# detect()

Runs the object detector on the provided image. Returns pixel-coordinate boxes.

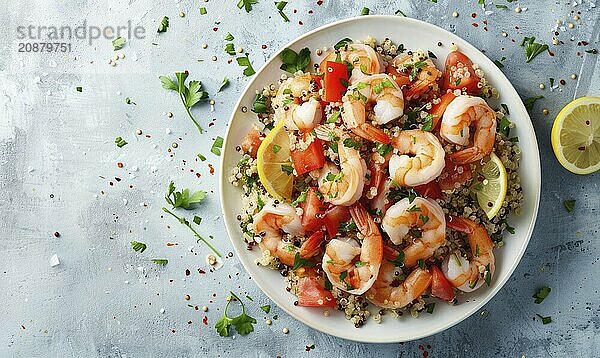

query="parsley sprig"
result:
[279,47,311,74]
[215,291,257,337]
[159,71,209,134]
[165,181,207,210]
[162,207,222,257]
[521,36,549,63]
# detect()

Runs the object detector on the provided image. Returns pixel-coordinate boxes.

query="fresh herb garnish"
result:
[328,141,338,153]
[236,53,256,76]
[165,181,207,210]
[151,258,168,265]
[115,136,128,148]
[563,199,575,213]
[521,36,549,63]
[376,143,393,156]
[360,7,370,15]
[260,305,271,313]
[395,9,406,16]
[523,95,544,111]
[501,103,510,115]
[536,314,552,325]
[389,251,405,267]
[425,302,436,314]
[157,16,169,33]
[159,72,209,133]
[162,207,221,257]
[342,137,361,150]
[225,43,236,55]
[200,7,207,15]
[215,291,257,336]
[334,37,352,50]
[326,110,341,123]
[125,97,136,105]
[585,48,598,54]
[407,205,421,212]
[193,215,202,225]
[484,264,492,286]
[275,1,289,22]
[252,94,268,113]
[237,0,258,13]
[218,77,229,92]
[281,164,294,175]
[131,241,147,253]
[279,47,311,74]
[533,286,551,304]
[355,260,365,267]
[224,32,234,41]
[325,172,344,182]
[495,4,508,8]
[291,191,307,206]
[197,153,207,161]
[498,115,512,137]
[339,271,352,290]
[272,144,281,154]
[112,36,126,50]
[292,252,315,270]
[493,59,505,68]
[419,214,429,224]
[427,50,437,59]
[421,114,434,132]
[338,220,357,233]
[211,136,224,156]
[417,259,425,269]
[76,86,82,92]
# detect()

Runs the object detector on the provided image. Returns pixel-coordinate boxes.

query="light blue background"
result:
[1,0,598,357]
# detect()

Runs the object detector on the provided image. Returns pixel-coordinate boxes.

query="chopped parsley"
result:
[281,164,294,175]
[218,77,229,92]
[484,264,492,286]
[115,136,128,148]
[563,199,575,213]
[215,291,257,336]
[279,47,311,74]
[275,1,289,22]
[272,144,281,153]
[260,305,271,313]
[389,251,405,267]
[417,259,425,269]
[224,32,234,41]
[131,241,147,253]
[372,78,395,94]
[395,9,406,16]
[376,143,393,156]
[425,302,436,314]
[211,136,224,156]
[199,7,207,15]
[334,37,353,50]
[292,252,315,270]
[159,71,209,133]
[193,215,202,225]
[157,16,169,33]
[533,286,551,304]
[495,4,508,9]
[237,0,258,13]
[325,172,344,182]
[523,95,544,111]
[339,271,352,290]
[360,7,370,15]
[338,220,357,233]
[125,97,136,105]
[342,137,361,150]
[252,94,268,113]
[536,314,552,325]
[355,260,365,267]
[521,36,549,63]
[236,54,256,76]
[419,214,429,224]
[151,258,168,265]
[112,36,126,50]
[421,114,434,132]
[165,181,207,210]
[76,86,82,92]
[225,43,236,55]
[498,115,512,137]
[291,190,307,206]
[326,110,341,123]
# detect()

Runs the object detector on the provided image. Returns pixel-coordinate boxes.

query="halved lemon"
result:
[471,152,508,220]
[551,96,600,175]
[256,120,294,201]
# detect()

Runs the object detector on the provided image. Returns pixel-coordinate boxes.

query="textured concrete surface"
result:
[1,0,599,357]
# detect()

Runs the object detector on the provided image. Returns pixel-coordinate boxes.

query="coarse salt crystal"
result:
[50,254,60,267]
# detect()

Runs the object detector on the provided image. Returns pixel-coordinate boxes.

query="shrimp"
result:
[342,74,403,143]
[440,95,497,164]
[322,204,383,295]
[441,216,495,292]
[391,54,442,99]
[320,43,383,83]
[366,246,432,309]
[318,135,367,206]
[365,151,393,215]
[274,73,322,131]
[382,197,446,268]
[253,200,324,266]
[388,129,446,187]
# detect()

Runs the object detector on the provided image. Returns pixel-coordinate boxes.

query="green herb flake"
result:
[225,43,236,56]
[395,9,406,16]
[484,264,492,286]
[237,0,258,13]
[115,136,128,148]
[376,143,393,156]
[215,292,257,337]
[496,4,508,8]
[360,7,370,15]
[193,215,202,225]
[151,258,168,265]
[199,7,207,15]
[563,199,575,213]
[494,59,505,68]
[355,260,365,267]
[291,190,307,207]
[157,16,169,33]
[523,95,544,111]
[292,252,315,270]
[125,97,136,105]
[281,164,294,175]
[536,314,552,325]
[339,271,352,290]
[260,305,271,313]
[419,214,430,224]
[112,36,126,50]
[165,181,207,210]
[159,72,209,133]
[252,94,268,113]
[210,136,224,156]
[521,36,549,63]
[421,114,434,132]
[197,153,207,161]
[76,86,82,92]
[218,77,229,92]
[334,37,352,50]
[275,1,289,22]
[272,144,281,154]
[418,259,425,269]
[533,286,551,304]
[425,302,436,314]
[342,137,361,150]
[131,241,147,253]
[389,252,405,267]
[237,54,256,76]
[326,110,341,123]
[224,32,234,41]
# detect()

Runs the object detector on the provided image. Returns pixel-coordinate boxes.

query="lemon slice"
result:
[471,152,508,220]
[256,120,294,201]
[551,96,600,175]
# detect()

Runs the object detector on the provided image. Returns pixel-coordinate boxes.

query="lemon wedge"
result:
[471,152,508,220]
[551,96,600,175]
[256,120,294,201]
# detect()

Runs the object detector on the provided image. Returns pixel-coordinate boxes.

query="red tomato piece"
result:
[297,276,337,307]
[322,205,351,237]
[300,188,325,233]
[429,92,457,132]
[323,61,349,102]
[442,51,481,95]
[240,127,262,158]
[291,138,325,175]
[414,181,443,200]
[430,265,454,302]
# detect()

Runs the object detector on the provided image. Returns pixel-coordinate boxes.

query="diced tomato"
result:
[442,51,481,95]
[438,157,472,191]
[322,205,351,237]
[296,276,337,307]
[240,127,262,158]
[430,266,454,302]
[323,61,349,102]
[386,65,411,87]
[429,92,456,132]
[300,188,325,233]
[291,137,325,175]
[311,75,323,91]
[414,181,443,200]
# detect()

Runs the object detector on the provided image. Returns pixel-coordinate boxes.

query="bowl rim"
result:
[219,15,541,343]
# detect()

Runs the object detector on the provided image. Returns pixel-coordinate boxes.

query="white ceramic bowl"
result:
[219,15,541,343]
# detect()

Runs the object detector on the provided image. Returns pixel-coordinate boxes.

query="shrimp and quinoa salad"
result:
[229,37,524,327]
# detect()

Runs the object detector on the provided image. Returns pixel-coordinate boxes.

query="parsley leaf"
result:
[342,137,361,150]
[334,37,352,50]
[157,16,169,33]
[498,115,512,137]
[425,302,436,314]
[159,72,209,133]
[112,36,126,50]
[237,0,258,13]
[260,305,271,313]
[533,286,551,304]
[131,241,147,253]
[292,252,315,270]
[536,314,552,325]
[211,136,224,156]
[224,32,234,41]
[281,164,294,175]
[151,258,168,265]
[389,252,405,267]
[225,43,236,55]
[252,94,268,113]
[395,9,406,16]
[360,7,369,15]
[563,199,575,213]
[115,136,128,148]
[279,47,311,74]
[421,114,434,132]
[218,77,229,92]
[339,271,352,290]
[275,1,289,22]
[165,181,207,210]
[523,95,544,111]
[236,54,256,76]
[326,110,341,123]
[199,7,207,15]
[521,36,549,63]
[376,143,393,156]
[216,292,257,336]
[291,191,307,207]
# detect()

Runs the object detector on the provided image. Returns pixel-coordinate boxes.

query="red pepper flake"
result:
[316,0,323,5]
[418,345,424,350]
[53,231,60,238]
[117,162,123,168]
[471,13,476,18]
[208,164,215,175]
[308,10,313,14]
[472,23,479,27]
[208,122,215,127]
[166,242,176,246]
[213,27,218,31]
[188,320,192,325]
[484,26,488,31]
[21,325,26,330]
[195,173,201,178]
[262,44,267,49]
[298,20,303,25]
[198,269,206,274]
[202,316,208,325]
[483,20,488,25]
